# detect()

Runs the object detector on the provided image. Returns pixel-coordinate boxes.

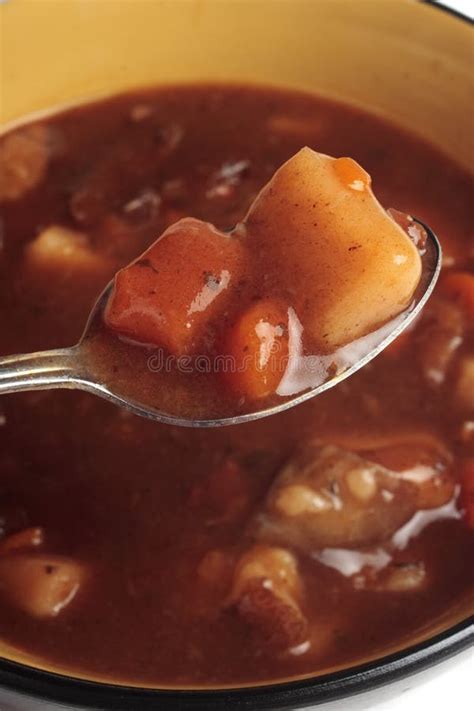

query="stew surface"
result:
[0,84,473,687]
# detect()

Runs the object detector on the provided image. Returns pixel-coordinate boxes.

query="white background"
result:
[440,0,474,18]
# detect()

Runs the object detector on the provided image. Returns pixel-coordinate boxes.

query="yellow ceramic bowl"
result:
[0,1,473,709]
[2,0,473,171]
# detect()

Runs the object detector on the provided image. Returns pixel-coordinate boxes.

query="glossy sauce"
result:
[0,85,473,687]
[94,147,427,420]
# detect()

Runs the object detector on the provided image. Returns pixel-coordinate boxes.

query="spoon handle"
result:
[0,347,83,395]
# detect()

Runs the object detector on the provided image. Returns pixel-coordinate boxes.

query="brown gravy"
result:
[0,84,473,687]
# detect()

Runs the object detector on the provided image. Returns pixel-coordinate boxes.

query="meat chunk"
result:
[245,148,422,351]
[354,561,427,593]
[104,218,246,355]
[0,555,86,618]
[308,429,455,511]
[254,444,418,551]
[358,433,455,510]
[376,562,427,592]
[229,545,308,651]
[0,125,53,201]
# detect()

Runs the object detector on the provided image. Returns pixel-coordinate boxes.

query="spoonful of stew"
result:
[0,148,441,426]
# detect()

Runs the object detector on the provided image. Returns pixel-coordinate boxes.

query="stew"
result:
[0,84,473,687]
[101,147,425,417]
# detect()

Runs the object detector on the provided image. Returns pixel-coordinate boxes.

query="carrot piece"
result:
[333,157,371,192]
[104,218,245,355]
[223,300,289,400]
[440,271,474,322]
[460,458,474,529]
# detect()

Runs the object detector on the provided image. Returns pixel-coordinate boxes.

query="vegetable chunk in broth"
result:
[99,146,425,419]
[0,85,473,687]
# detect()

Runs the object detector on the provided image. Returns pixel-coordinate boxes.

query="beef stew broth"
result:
[0,85,473,686]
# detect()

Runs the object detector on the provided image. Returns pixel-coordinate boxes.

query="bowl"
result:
[0,0,473,708]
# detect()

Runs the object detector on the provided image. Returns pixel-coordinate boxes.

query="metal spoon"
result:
[0,220,441,428]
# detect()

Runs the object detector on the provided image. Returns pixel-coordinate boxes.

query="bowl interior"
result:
[0,0,472,689]
[2,0,473,169]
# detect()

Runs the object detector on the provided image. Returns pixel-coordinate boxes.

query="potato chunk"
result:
[25,225,112,277]
[105,217,245,354]
[254,444,418,551]
[0,554,86,618]
[0,125,52,201]
[245,148,422,351]
[229,545,308,651]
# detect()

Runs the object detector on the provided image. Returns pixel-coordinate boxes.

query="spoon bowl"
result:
[0,219,442,427]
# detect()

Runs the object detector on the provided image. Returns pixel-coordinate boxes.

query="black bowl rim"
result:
[0,617,472,710]
[1,0,473,709]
